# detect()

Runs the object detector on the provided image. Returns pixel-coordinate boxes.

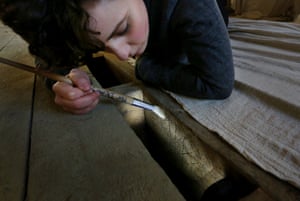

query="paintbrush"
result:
[0,57,166,119]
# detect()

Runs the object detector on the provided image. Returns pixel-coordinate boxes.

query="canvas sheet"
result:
[169,18,300,188]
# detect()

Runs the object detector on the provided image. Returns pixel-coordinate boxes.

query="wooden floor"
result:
[0,23,185,201]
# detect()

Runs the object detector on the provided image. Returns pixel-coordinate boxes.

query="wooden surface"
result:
[25,77,185,201]
[0,23,185,201]
[0,23,34,201]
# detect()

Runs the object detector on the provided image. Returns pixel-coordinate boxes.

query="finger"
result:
[52,81,90,100]
[68,68,91,92]
[54,91,99,111]
[62,96,100,114]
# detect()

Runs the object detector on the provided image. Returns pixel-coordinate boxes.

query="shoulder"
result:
[169,0,227,39]
[171,0,222,23]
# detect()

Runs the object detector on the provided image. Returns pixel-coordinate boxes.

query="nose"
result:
[105,39,131,60]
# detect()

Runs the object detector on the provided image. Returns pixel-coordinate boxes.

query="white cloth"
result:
[169,18,300,188]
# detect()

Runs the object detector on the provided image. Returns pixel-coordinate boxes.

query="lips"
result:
[131,47,141,58]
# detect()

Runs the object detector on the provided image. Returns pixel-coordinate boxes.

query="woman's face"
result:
[83,0,149,60]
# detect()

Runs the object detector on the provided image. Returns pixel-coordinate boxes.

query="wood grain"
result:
[0,23,34,201]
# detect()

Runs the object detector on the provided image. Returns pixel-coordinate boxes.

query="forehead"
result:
[83,0,128,41]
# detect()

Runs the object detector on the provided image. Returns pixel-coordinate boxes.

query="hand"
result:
[52,68,100,114]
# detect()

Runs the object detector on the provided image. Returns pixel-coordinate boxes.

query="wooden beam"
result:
[0,23,34,201]
[26,73,185,201]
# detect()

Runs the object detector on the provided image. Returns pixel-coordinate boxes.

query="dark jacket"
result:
[136,0,234,99]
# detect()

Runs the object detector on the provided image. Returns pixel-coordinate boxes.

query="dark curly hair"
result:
[0,0,104,68]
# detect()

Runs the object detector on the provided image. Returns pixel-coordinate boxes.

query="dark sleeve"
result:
[136,0,234,99]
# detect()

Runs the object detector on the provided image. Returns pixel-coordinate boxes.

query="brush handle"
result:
[0,56,156,111]
[0,57,73,85]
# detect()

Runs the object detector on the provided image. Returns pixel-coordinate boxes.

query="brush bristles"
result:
[152,106,166,119]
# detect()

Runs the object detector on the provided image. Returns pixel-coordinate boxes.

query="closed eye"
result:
[107,11,129,41]
[116,23,130,36]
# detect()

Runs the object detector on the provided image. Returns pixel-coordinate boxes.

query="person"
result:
[0,0,234,114]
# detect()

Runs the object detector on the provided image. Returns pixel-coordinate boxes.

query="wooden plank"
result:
[0,23,16,48]
[26,75,185,201]
[0,23,35,201]
[101,52,138,83]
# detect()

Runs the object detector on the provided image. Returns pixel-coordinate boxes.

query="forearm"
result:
[136,56,234,99]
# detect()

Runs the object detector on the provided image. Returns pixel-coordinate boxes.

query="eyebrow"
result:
[106,13,127,41]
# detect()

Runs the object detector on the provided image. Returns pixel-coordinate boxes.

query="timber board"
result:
[0,23,35,201]
[26,77,185,201]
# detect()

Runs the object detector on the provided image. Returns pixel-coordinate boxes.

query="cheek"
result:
[130,22,148,42]
[131,30,144,42]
